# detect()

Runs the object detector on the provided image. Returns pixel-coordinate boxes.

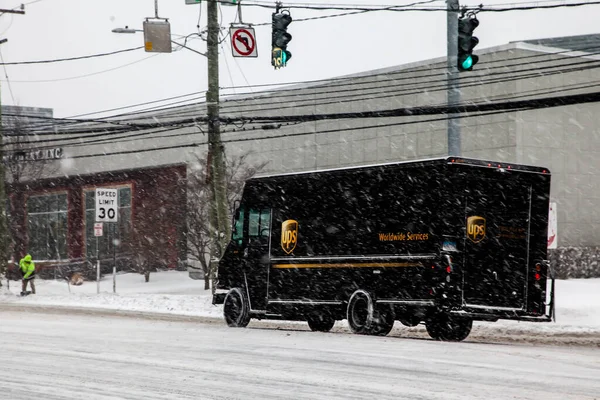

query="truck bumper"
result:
[451,276,556,323]
[212,291,227,305]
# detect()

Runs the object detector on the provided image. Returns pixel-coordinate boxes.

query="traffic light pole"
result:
[446,0,461,156]
[206,0,231,261]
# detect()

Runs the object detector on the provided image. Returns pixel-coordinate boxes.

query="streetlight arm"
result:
[111,27,141,34]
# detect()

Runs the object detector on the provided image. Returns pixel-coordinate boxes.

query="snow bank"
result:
[0,271,221,319]
[1,271,599,336]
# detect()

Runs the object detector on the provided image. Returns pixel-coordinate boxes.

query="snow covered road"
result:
[1,310,599,400]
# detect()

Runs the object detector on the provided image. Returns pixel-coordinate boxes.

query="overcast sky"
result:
[1,0,600,118]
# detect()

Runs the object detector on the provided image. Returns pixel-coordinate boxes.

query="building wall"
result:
[8,164,187,268]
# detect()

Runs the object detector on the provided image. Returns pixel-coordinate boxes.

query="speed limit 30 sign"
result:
[96,188,118,223]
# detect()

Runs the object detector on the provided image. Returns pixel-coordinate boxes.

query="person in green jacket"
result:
[19,254,36,295]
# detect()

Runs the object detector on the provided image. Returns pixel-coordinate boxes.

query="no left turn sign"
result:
[230,27,258,58]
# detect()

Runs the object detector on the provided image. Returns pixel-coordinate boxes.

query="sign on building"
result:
[96,188,118,223]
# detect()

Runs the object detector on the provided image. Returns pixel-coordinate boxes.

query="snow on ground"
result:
[1,271,600,336]
[0,271,222,319]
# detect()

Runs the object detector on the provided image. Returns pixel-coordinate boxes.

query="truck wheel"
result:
[223,288,251,328]
[347,290,374,334]
[306,313,336,332]
[426,315,472,342]
[369,306,395,336]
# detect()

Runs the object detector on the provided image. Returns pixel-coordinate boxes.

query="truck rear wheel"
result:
[223,288,251,328]
[306,313,336,332]
[426,315,472,342]
[347,290,374,335]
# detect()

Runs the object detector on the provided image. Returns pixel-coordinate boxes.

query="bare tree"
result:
[187,152,267,290]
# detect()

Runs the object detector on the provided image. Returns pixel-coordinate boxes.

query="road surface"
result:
[1,309,599,400]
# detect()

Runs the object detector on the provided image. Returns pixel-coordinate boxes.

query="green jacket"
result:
[19,255,35,279]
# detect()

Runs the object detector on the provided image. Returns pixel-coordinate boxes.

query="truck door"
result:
[244,208,272,311]
[463,175,531,310]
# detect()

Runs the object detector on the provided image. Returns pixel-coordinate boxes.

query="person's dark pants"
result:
[22,277,36,294]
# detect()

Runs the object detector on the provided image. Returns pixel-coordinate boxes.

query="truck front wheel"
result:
[426,315,472,342]
[223,288,251,328]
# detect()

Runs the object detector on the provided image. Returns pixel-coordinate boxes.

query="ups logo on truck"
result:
[467,216,486,243]
[281,220,298,254]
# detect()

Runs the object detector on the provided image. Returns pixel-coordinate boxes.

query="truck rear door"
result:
[463,173,532,310]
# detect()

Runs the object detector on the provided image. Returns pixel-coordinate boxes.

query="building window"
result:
[27,193,68,260]
[84,187,132,260]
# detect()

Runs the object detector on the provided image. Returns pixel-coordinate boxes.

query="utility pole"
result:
[0,7,26,286]
[446,0,461,156]
[0,42,7,287]
[206,0,230,263]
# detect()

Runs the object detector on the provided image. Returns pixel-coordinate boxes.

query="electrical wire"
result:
[6,86,600,155]
[6,22,600,126]
[0,47,15,103]
[59,45,599,124]
[13,71,600,147]
[217,44,600,93]
[66,91,207,119]
[216,47,600,105]
[8,43,600,133]
[0,46,144,66]
[0,13,13,36]
[156,58,600,118]
[224,0,600,12]
[1,53,160,83]
[15,109,509,159]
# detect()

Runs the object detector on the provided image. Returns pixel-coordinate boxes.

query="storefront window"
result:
[26,193,68,260]
[85,187,132,260]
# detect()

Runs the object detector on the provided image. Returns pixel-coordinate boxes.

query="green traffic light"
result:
[461,55,473,70]
[282,51,287,65]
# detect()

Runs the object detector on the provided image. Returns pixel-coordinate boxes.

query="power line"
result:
[7,88,600,157]
[161,59,600,118]
[23,109,511,160]
[218,48,600,105]
[8,43,600,133]
[217,43,600,92]
[0,53,159,83]
[9,57,598,136]
[0,46,143,66]
[11,73,600,150]
[8,58,598,136]
[0,47,15,103]
[234,0,600,12]
[7,29,599,126]
[70,47,600,123]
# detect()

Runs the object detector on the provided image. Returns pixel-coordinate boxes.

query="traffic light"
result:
[457,15,479,71]
[272,11,292,69]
